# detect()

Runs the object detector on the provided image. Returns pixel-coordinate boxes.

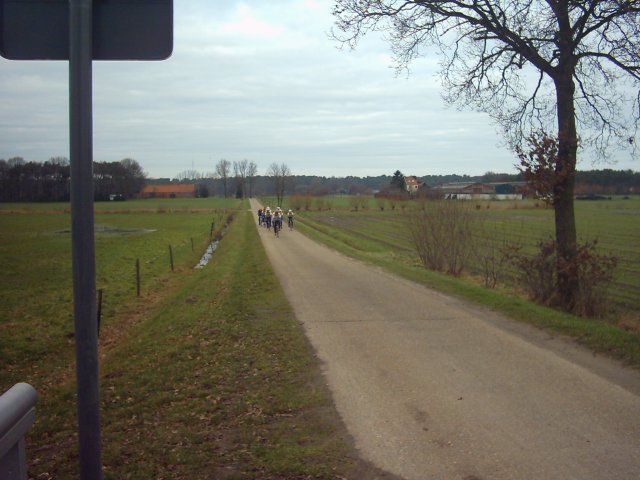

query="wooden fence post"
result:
[136,259,140,297]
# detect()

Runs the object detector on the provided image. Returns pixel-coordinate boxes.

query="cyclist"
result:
[273,209,282,236]
[257,208,263,226]
[287,209,294,230]
[264,207,272,229]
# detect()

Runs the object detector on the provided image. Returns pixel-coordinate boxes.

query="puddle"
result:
[195,226,228,269]
[194,241,219,269]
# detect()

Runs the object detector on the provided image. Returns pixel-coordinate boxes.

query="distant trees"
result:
[0,157,145,202]
[267,162,291,206]
[232,159,259,199]
[232,160,249,199]
[246,161,258,198]
[389,170,405,192]
[174,169,204,181]
[0,157,70,202]
[215,159,231,198]
[93,158,146,200]
[575,169,640,195]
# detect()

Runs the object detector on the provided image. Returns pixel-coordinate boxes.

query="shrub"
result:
[505,238,618,317]
[475,225,508,289]
[290,195,304,211]
[406,201,475,276]
[504,239,557,303]
[303,195,313,211]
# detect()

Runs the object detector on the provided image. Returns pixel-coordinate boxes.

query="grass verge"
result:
[27,208,388,479]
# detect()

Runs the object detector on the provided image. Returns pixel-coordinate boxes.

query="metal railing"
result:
[0,383,38,480]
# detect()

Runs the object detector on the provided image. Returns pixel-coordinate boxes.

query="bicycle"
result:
[273,219,281,237]
[288,216,294,230]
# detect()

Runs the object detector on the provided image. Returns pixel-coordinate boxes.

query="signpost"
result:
[1,1,173,478]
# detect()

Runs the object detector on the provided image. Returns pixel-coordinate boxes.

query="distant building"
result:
[431,182,525,200]
[404,176,425,194]
[139,183,196,199]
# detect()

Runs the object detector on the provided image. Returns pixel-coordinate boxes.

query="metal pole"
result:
[69,1,103,478]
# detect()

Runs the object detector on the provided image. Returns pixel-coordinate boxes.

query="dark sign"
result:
[0,0,173,60]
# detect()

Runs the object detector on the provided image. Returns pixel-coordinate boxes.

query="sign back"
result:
[0,0,173,60]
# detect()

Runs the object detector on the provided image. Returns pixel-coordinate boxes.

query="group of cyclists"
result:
[258,206,294,237]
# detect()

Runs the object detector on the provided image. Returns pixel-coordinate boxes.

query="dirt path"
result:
[250,201,640,480]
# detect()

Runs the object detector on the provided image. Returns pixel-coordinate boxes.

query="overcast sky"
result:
[1,0,637,179]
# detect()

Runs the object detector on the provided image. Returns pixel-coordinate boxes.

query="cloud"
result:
[220,4,285,38]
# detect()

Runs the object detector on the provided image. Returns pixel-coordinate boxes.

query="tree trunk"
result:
[553,72,579,311]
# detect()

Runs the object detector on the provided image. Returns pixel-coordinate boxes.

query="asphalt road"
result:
[251,201,640,480]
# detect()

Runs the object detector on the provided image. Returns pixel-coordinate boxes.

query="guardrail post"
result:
[0,383,38,480]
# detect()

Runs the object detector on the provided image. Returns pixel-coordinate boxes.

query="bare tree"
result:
[48,156,70,167]
[215,158,231,198]
[267,162,291,206]
[333,1,640,311]
[247,161,258,198]
[174,169,202,181]
[232,159,249,198]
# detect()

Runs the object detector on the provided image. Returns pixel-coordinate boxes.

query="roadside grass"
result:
[294,201,640,367]
[26,207,368,479]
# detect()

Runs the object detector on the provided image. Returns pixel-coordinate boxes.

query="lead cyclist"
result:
[273,213,282,237]
[287,209,294,230]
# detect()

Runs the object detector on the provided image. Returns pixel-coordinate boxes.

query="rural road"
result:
[250,201,640,480]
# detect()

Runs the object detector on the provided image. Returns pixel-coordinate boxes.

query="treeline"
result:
[175,169,637,198]
[0,157,145,202]
[572,169,640,195]
[3,156,638,202]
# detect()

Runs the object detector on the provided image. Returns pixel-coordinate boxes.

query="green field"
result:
[277,195,640,318]
[257,195,640,365]
[1,198,386,479]
[1,198,234,387]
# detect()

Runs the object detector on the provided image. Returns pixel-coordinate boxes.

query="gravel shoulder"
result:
[251,200,640,480]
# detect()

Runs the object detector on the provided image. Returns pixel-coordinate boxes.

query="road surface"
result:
[251,201,640,480]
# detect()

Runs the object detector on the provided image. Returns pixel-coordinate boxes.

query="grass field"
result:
[270,195,640,315]
[1,198,384,479]
[1,198,234,389]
